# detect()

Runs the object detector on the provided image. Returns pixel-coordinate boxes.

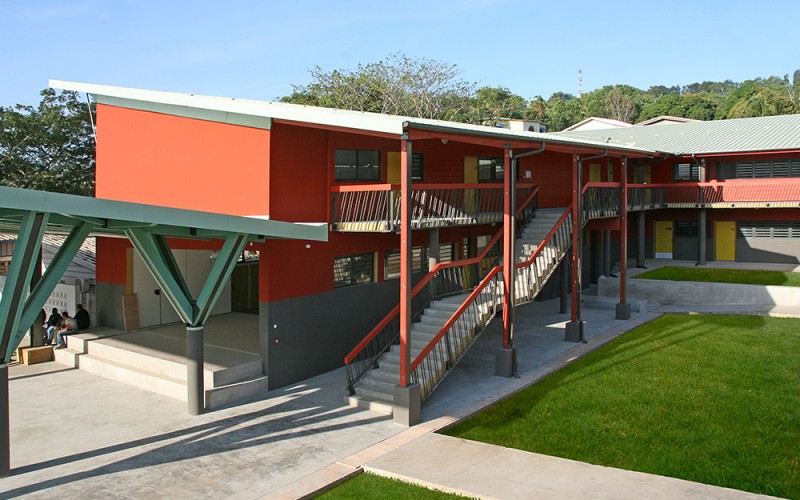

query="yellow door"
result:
[715,221,737,261]
[655,221,673,258]
[642,165,652,204]
[387,152,401,184]
[464,156,478,213]
[589,163,601,182]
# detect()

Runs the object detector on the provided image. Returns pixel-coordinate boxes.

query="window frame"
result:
[334,149,382,182]
[333,252,375,287]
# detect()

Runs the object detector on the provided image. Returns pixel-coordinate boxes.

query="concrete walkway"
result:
[4,287,792,498]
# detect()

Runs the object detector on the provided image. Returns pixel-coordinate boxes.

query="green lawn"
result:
[317,472,470,499]
[635,266,800,287]
[443,314,800,498]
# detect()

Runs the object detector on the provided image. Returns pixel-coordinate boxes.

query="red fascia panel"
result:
[96,104,270,216]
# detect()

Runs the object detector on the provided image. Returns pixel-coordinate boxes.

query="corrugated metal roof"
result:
[556,114,800,155]
[50,80,657,156]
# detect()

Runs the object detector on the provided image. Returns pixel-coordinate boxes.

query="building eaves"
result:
[51,80,658,157]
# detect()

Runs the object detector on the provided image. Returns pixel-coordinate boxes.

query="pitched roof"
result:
[562,116,632,132]
[636,115,701,126]
[50,80,657,156]
[557,114,800,155]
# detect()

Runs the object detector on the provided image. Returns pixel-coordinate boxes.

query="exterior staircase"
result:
[347,207,571,414]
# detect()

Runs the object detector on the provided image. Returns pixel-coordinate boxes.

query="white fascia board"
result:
[50,80,404,136]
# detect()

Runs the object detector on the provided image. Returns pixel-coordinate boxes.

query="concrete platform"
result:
[52,312,267,409]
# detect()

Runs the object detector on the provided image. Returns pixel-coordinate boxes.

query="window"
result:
[384,247,427,279]
[674,220,712,238]
[717,159,800,179]
[412,153,424,181]
[335,149,381,182]
[738,221,800,239]
[478,157,504,182]
[672,163,699,181]
[334,253,374,287]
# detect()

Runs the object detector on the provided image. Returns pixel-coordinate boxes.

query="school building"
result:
[43,81,800,422]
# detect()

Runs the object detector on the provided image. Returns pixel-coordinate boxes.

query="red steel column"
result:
[502,147,513,349]
[620,157,628,306]
[571,154,580,323]
[399,137,412,386]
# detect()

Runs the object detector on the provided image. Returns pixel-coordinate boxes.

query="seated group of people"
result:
[43,304,90,349]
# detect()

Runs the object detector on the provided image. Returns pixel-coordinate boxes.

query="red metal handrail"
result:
[515,206,572,269]
[409,266,502,372]
[411,203,573,377]
[343,185,539,364]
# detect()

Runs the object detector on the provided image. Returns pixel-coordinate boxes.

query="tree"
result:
[282,52,476,121]
[469,86,528,125]
[604,89,637,122]
[0,89,95,196]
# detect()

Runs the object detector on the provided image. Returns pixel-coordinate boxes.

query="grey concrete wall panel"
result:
[598,277,800,307]
[736,239,800,264]
[262,275,426,390]
[96,282,126,330]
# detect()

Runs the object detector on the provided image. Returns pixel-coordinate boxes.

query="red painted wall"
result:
[96,104,270,216]
[96,237,129,286]
[520,151,573,208]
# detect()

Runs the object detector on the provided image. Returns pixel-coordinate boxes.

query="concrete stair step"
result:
[345,395,394,415]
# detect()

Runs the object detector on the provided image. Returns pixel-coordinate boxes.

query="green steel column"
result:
[0,365,7,477]
[187,326,204,415]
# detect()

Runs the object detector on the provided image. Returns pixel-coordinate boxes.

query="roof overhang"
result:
[51,79,660,158]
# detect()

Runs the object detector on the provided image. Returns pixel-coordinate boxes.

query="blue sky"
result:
[2,0,799,107]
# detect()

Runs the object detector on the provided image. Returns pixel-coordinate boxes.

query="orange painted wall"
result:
[96,104,270,216]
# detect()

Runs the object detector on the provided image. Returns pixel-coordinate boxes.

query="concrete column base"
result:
[495,347,517,378]
[565,321,584,343]
[616,303,632,320]
[393,384,421,427]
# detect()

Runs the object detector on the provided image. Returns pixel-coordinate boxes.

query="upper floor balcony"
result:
[331,183,538,232]
[581,178,800,225]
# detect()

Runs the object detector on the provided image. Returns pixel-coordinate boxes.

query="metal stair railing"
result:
[409,205,573,402]
[331,183,537,232]
[344,186,539,395]
[514,207,573,303]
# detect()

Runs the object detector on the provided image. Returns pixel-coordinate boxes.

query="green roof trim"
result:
[0,186,327,242]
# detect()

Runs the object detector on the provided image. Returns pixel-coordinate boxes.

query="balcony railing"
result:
[331,183,538,232]
[627,179,800,211]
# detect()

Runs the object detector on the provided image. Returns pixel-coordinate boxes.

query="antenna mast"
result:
[577,69,583,98]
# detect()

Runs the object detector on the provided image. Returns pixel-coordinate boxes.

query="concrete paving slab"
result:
[3,362,402,499]
[364,434,773,500]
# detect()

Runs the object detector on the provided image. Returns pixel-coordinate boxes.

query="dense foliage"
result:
[0,89,95,196]
[283,55,800,131]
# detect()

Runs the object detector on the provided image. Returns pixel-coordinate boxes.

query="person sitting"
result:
[42,307,61,345]
[74,304,90,330]
[53,311,78,349]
